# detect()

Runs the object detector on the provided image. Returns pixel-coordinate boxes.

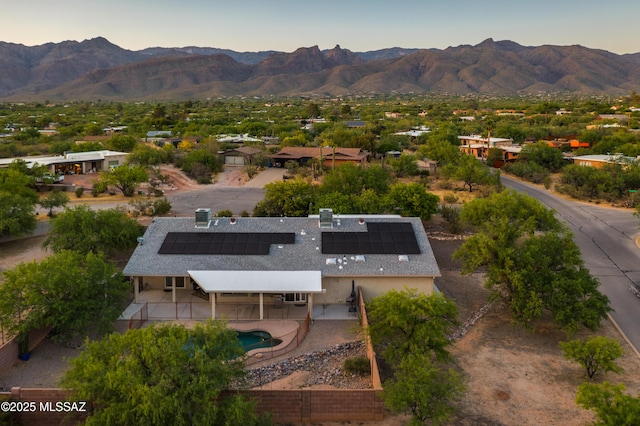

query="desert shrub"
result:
[217,209,233,217]
[442,193,458,204]
[152,197,172,215]
[503,161,550,184]
[75,187,84,198]
[344,356,371,376]
[440,204,462,234]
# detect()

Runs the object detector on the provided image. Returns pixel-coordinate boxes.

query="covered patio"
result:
[131,270,324,320]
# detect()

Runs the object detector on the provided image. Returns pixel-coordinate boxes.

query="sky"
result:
[2,0,640,54]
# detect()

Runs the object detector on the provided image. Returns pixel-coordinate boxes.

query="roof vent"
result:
[398,255,409,262]
[326,258,337,265]
[195,208,211,228]
[230,217,237,225]
[359,218,365,225]
[355,255,366,262]
[319,208,333,228]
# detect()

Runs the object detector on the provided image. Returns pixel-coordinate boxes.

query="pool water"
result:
[237,330,282,351]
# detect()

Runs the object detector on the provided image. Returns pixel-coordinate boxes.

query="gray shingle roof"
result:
[123,216,440,279]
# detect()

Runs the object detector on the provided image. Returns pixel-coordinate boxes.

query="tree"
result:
[44,205,143,256]
[367,289,459,365]
[253,179,315,217]
[0,251,129,343]
[517,142,565,172]
[388,154,419,177]
[0,191,37,237]
[39,190,69,217]
[320,163,391,196]
[382,352,465,426]
[61,321,268,426]
[0,168,38,237]
[105,134,137,152]
[384,182,440,220]
[448,154,496,192]
[561,336,624,379]
[576,382,640,426]
[98,165,148,196]
[417,139,460,166]
[454,190,611,333]
[128,144,168,166]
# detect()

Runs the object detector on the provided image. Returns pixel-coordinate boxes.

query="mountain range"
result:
[1,37,639,101]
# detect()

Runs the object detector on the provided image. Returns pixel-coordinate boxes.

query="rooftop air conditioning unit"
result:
[195,208,211,228]
[319,208,333,228]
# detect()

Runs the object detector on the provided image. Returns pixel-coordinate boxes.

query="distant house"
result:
[572,154,637,168]
[270,147,368,168]
[458,135,514,160]
[145,130,173,144]
[0,150,128,174]
[222,146,262,166]
[393,126,431,138]
[345,120,366,128]
[216,134,263,144]
[75,135,110,145]
[458,135,513,147]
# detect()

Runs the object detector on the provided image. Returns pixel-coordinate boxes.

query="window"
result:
[164,277,186,289]
[284,293,307,303]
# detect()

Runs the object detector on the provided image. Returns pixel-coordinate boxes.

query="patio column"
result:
[211,292,216,319]
[171,277,176,303]
[259,293,264,320]
[308,293,313,320]
[134,277,140,303]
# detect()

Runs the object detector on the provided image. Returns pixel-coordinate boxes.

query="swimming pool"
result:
[237,330,282,352]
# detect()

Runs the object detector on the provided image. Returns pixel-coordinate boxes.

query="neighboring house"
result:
[345,120,366,128]
[222,146,262,166]
[458,135,514,160]
[145,130,173,144]
[122,210,440,320]
[75,135,110,145]
[572,154,638,168]
[270,147,368,168]
[545,139,590,150]
[393,126,431,138]
[459,143,486,159]
[216,134,263,144]
[458,135,513,147]
[0,150,128,174]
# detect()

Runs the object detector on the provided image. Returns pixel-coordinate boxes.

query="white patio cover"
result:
[187,270,322,293]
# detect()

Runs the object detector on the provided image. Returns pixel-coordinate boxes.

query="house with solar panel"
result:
[122,209,440,320]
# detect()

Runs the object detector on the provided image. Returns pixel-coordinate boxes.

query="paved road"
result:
[167,168,286,216]
[502,175,640,350]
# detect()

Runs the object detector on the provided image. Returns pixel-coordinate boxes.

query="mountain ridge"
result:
[1,37,639,100]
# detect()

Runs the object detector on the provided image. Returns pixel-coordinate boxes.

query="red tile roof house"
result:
[270,147,368,168]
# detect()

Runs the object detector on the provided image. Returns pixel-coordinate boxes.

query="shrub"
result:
[217,209,233,217]
[440,204,462,234]
[75,187,84,198]
[152,197,172,215]
[344,356,371,376]
[442,193,459,204]
[560,336,624,379]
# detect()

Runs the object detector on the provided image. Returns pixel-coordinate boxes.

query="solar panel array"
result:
[322,222,421,254]
[158,232,295,255]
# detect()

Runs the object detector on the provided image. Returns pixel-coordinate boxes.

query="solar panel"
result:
[321,222,421,255]
[158,232,296,255]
